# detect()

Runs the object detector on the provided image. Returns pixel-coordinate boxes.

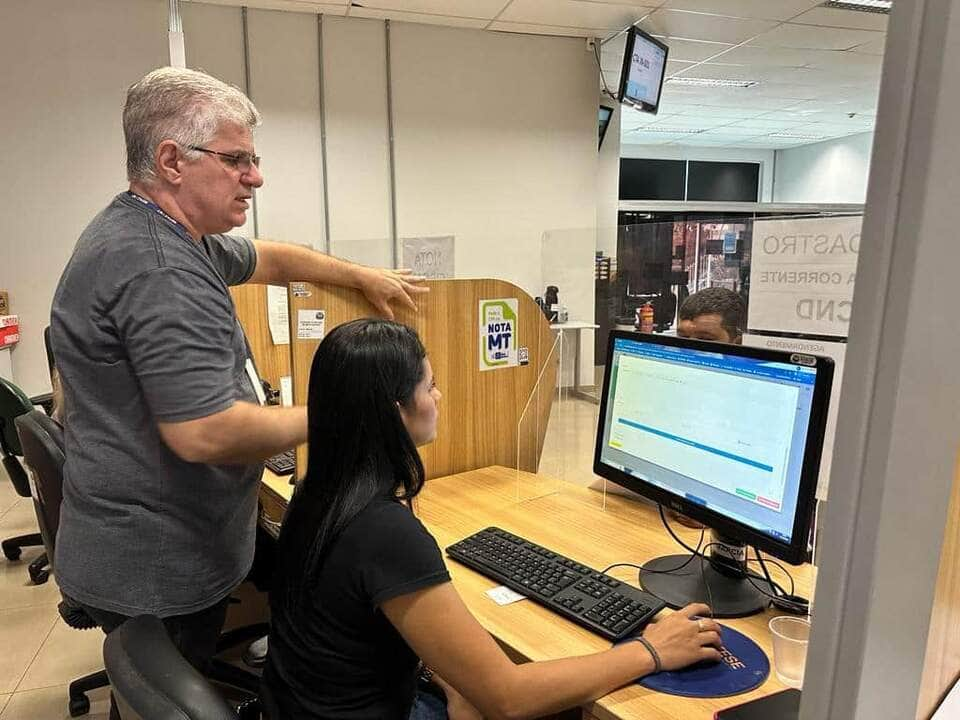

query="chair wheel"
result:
[29,567,49,584]
[69,695,90,717]
[2,543,21,561]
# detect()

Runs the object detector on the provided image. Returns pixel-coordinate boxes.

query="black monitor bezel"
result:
[599,105,614,149]
[593,330,834,565]
[617,26,670,114]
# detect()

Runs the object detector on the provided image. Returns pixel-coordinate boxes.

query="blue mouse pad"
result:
[635,624,769,698]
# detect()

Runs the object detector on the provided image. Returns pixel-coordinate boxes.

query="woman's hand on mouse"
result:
[641,603,723,671]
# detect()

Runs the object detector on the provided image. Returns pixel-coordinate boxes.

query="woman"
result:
[264,319,722,720]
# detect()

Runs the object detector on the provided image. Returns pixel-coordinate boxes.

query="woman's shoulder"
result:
[349,497,427,537]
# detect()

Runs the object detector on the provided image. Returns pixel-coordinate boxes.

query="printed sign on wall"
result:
[402,236,455,279]
[297,309,326,340]
[479,299,518,371]
[748,216,861,336]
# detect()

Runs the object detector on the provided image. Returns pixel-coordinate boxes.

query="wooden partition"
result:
[917,453,960,718]
[230,284,291,391]
[287,279,558,480]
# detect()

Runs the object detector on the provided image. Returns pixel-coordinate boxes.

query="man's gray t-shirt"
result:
[51,192,262,617]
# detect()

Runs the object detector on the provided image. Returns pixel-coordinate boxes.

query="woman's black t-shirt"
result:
[263,499,451,719]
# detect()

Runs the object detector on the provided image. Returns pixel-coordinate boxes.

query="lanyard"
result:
[126,191,195,243]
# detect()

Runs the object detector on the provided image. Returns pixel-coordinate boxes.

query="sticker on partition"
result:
[479,299,518,371]
[297,309,326,340]
[291,282,312,298]
[518,347,530,366]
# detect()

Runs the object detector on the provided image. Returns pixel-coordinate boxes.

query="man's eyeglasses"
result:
[188,146,261,173]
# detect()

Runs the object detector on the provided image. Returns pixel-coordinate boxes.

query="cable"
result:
[659,505,797,597]
[754,548,795,597]
[592,37,618,101]
[658,506,703,556]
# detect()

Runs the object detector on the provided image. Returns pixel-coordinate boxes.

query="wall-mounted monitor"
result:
[599,105,614,149]
[617,26,669,115]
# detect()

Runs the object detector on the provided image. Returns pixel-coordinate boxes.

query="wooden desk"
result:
[260,466,810,720]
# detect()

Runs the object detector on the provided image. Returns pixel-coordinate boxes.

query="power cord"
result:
[602,506,808,615]
[592,37,618,101]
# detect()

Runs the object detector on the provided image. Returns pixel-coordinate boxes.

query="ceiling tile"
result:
[701,125,770,137]
[654,37,735,62]
[647,114,720,129]
[673,104,779,119]
[500,1,655,30]
[353,0,506,18]
[791,5,889,32]
[711,44,824,65]
[661,0,820,21]
[643,9,778,44]
[665,59,697,74]
[749,23,884,50]
[487,20,607,37]
[800,50,883,73]
[726,117,809,130]
[621,130,693,145]
[349,7,488,27]
[850,36,887,55]
[195,0,348,13]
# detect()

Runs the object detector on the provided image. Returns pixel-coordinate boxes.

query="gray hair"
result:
[123,67,261,183]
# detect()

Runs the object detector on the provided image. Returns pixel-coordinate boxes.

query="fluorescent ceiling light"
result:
[629,126,705,134]
[821,0,892,14]
[768,132,828,140]
[666,77,759,88]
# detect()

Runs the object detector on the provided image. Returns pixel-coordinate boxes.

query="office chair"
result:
[16,410,266,715]
[104,615,260,720]
[0,376,50,583]
[16,410,110,716]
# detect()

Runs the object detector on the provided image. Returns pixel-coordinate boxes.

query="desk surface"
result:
[260,466,810,720]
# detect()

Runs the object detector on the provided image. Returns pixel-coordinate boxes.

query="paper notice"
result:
[486,586,527,606]
[267,285,290,345]
[297,309,326,340]
[279,376,293,407]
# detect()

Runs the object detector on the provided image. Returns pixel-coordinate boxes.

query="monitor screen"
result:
[617,27,669,114]
[599,105,614,149]
[594,332,833,564]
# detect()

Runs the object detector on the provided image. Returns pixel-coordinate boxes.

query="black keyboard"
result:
[447,526,665,641]
[265,449,295,475]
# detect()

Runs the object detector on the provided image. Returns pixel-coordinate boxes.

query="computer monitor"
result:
[594,331,833,616]
[617,26,669,114]
[598,105,614,149]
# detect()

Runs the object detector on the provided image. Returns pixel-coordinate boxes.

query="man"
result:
[49,67,424,703]
[676,286,745,344]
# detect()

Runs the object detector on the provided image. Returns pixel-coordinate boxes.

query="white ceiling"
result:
[186,0,887,149]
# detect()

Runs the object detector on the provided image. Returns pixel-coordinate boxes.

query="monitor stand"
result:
[639,531,778,618]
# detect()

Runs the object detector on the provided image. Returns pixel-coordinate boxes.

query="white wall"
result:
[597,97,622,260]
[773,131,874,204]
[1,2,600,393]
[620,144,776,202]
[389,22,598,385]
[0,0,168,396]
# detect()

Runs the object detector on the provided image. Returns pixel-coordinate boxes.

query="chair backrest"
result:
[104,615,238,720]
[0,376,33,457]
[14,410,65,557]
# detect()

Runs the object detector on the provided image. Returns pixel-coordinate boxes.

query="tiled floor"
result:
[0,392,605,719]
[0,470,102,720]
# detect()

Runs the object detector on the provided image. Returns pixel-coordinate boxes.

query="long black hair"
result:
[275,319,427,606]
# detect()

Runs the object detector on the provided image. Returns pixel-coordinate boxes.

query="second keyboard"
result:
[447,526,665,641]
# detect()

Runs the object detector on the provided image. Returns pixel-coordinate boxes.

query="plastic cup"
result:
[769,616,810,688]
